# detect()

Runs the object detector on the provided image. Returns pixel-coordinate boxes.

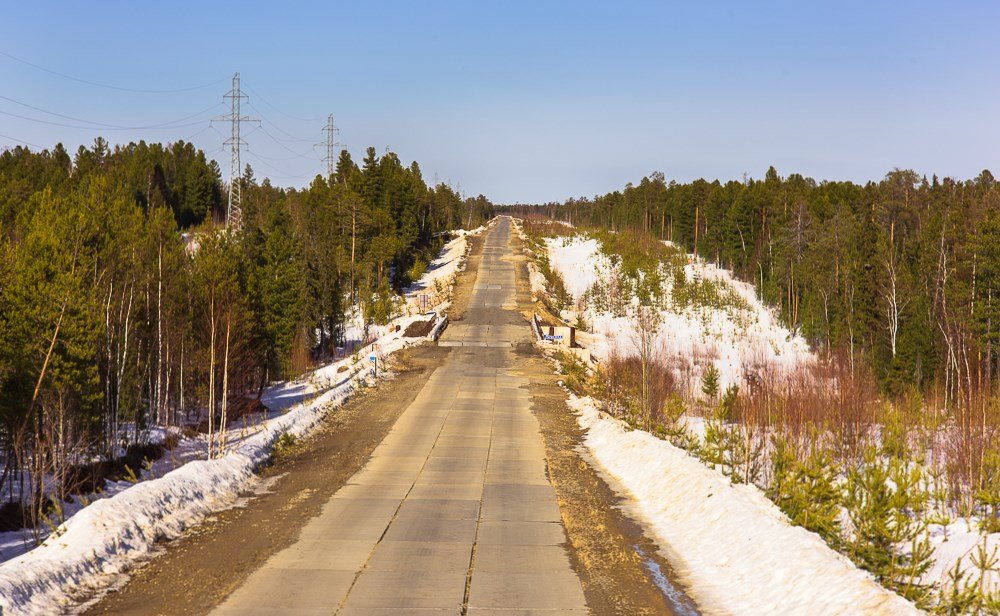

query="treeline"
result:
[511,167,1000,401]
[0,138,492,522]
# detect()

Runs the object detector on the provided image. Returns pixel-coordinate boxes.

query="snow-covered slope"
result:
[547,235,812,393]
[529,229,921,614]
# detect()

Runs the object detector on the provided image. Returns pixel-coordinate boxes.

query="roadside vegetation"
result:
[522,200,1000,613]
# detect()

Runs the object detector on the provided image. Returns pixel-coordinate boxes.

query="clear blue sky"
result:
[2,1,998,203]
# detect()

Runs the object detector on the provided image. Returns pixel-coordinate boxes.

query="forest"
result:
[514,167,1000,405]
[0,137,493,527]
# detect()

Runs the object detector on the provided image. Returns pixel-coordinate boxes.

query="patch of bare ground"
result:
[402,317,434,337]
[447,230,485,321]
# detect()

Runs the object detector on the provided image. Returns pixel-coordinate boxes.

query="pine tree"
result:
[701,364,720,400]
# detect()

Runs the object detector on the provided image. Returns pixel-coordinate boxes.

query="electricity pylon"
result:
[215,72,257,229]
[320,114,341,179]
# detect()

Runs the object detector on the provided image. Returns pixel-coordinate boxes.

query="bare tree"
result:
[632,305,663,430]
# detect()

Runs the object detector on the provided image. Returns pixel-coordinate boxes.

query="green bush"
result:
[273,432,298,459]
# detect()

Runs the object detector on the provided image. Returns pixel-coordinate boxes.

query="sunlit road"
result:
[214,218,589,614]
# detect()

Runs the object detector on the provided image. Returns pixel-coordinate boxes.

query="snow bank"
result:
[572,395,919,615]
[402,225,483,312]
[0,351,375,615]
[0,225,486,615]
[546,235,812,394]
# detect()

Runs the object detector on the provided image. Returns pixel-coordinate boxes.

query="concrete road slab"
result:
[429,445,490,458]
[268,539,373,571]
[350,470,420,485]
[466,610,589,616]
[476,521,568,546]
[485,470,550,486]
[332,482,411,500]
[382,516,478,543]
[340,609,460,616]
[367,540,472,572]
[342,570,467,610]
[313,497,400,520]
[423,457,486,472]
[395,498,481,520]
[408,483,484,500]
[220,568,355,610]
[468,572,588,610]
[417,470,486,485]
[472,544,576,573]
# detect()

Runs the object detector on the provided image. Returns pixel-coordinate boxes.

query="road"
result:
[89,217,692,616]
[214,218,588,614]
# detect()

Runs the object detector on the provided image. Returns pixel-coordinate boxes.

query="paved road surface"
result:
[214,218,589,615]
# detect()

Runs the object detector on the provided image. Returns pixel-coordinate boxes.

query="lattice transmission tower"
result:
[321,114,341,179]
[215,72,257,229]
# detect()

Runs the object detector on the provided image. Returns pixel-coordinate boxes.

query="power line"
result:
[245,148,315,181]
[256,124,320,160]
[248,148,317,162]
[180,124,214,143]
[241,82,321,123]
[0,108,214,131]
[0,98,223,131]
[246,103,318,143]
[0,133,43,149]
[0,49,228,94]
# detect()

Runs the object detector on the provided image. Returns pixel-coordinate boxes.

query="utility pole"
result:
[215,73,257,229]
[320,114,341,179]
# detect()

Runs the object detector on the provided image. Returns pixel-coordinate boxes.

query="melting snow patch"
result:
[572,394,920,616]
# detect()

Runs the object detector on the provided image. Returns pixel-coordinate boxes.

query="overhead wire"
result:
[0,109,214,131]
[241,81,321,123]
[247,147,320,162]
[256,124,321,161]
[0,49,228,94]
[245,148,316,181]
[0,133,44,149]
[180,124,214,142]
[0,98,224,131]
[247,103,319,143]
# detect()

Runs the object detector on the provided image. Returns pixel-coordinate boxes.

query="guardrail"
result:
[530,313,544,342]
[428,312,449,341]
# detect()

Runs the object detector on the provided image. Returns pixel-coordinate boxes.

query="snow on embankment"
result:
[0,354,374,615]
[535,231,917,613]
[0,226,483,616]
[546,235,812,392]
[573,395,919,615]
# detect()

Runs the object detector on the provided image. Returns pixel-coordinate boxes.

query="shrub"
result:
[273,432,298,459]
[768,436,842,548]
[701,364,720,400]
